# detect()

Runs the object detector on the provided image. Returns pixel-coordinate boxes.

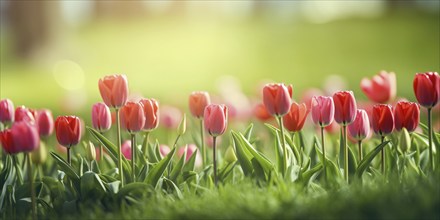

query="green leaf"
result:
[183,148,198,172]
[348,146,357,175]
[80,171,107,200]
[145,147,176,187]
[118,182,153,200]
[231,131,253,176]
[163,178,183,199]
[300,163,323,185]
[50,152,79,182]
[170,146,187,182]
[355,141,390,178]
[244,123,254,140]
[218,162,236,181]
[265,123,285,174]
[285,133,301,165]
[148,141,160,163]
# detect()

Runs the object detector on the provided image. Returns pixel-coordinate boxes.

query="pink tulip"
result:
[0,99,14,123]
[361,71,396,103]
[189,91,211,119]
[98,74,129,108]
[311,96,335,127]
[394,101,420,132]
[0,121,40,154]
[372,104,394,136]
[333,91,357,125]
[413,72,439,108]
[204,104,228,137]
[283,102,308,132]
[36,109,54,137]
[348,109,370,141]
[160,106,181,130]
[139,98,159,131]
[120,102,145,133]
[15,106,36,124]
[55,116,81,147]
[159,144,171,158]
[121,140,132,160]
[263,83,293,116]
[92,103,112,132]
[177,144,202,167]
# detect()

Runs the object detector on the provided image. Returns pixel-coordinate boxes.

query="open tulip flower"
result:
[98,74,129,108]
[283,102,308,133]
[361,70,396,103]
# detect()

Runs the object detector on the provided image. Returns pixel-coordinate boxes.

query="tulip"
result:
[92,103,112,132]
[394,101,420,132]
[36,109,54,137]
[0,130,18,154]
[333,91,357,125]
[55,116,81,165]
[283,102,308,133]
[262,83,293,116]
[372,104,394,173]
[140,98,159,131]
[15,106,36,124]
[253,103,273,121]
[360,71,396,103]
[159,144,171,158]
[120,102,145,133]
[204,104,228,186]
[0,98,14,124]
[189,91,211,118]
[11,121,40,153]
[311,96,335,127]
[413,72,439,171]
[348,109,370,161]
[98,74,129,108]
[160,105,182,130]
[121,140,132,160]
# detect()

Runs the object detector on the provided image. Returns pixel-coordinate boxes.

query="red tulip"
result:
[361,71,396,103]
[253,103,273,121]
[98,74,129,108]
[333,91,357,125]
[15,106,36,124]
[92,102,112,132]
[0,99,14,123]
[348,109,370,141]
[121,140,132,160]
[0,121,40,154]
[413,72,439,108]
[189,91,211,119]
[311,96,335,127]
[283,102,308,132]
[394,101,420,132]
[372,104,394,136]
[0,129,16,154]
[36,109,54,137]
[139,98,159,131]
[120,102,145,133]
[204,104,228,137]
[55,116,81,147]
[263,83,293,116]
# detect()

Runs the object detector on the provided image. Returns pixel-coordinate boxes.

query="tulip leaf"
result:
[285,133,301,165]
[170,147,187,182]
[50,152,80,182]
[244,123,254,141]
[218,162,236,181]
[0,155,15,210]
[80,171,107,200]
[348,146,357,175]
[117,182,154,200]
[145,147,176,187]
[148,141,160,163]
[163,177,184,199]
[183,149,198,172]
[355,141,390,178]
[300,162,323,186]
[231,131,253,176]
[265,123,285,175]
[314,144,342,180]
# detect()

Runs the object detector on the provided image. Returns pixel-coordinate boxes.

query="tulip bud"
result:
[31,141,47,164]
[140,98,159,131]
[311,96,335,127]
[121,140,132,160]
[283,102,308,132]
[360,71,396,103]
[224,146,237,163]
[98,74,129,108]
[263,83,293,116]
[394,101,420,132]
[372,104,394,136]
[55,116,81,147]
[92,102,112,132]
[413,72,439,108]
[348,109,370,141]
[177,113,186,135]
[120,102,145,133]
[36,109,54,137]
[189,91,211,119]
[0,99,14,123]
[85,141,97,161]
[204,104,228,137]
[333,91,357,125]
[9,121,40,153]
[399,128,411,153]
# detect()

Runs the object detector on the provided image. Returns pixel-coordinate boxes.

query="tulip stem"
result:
[115,108,124,186]
[27,153,36,220]
[277,116,288,177]
[142,131,150,159]
[200,119,206,167]
[381,135,385,174]
[321,126,326,183]
[67,147,71,165]
[173,134,181,149]
[99,132,104,162]
[12,155,24,185]
[131,133,136,182]
[427,108,434,172]
[343,125,348,183]
[358,140,363,163]
[213,136,218,187]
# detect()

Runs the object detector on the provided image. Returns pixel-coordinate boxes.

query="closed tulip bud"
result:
[311,96,335,127]
[0,99,14,123]
[140,98,159,131]
[55,116,81,147]
[348,109,370,141]
[204,104,228,137]
[36,109,54,137]
[372,104,394,136]
[98,74,129,108]
[394,101,420,132]
[189,91,211,118]
[361,71,396,103]
[0,130,17,154]
[12,121,40,153]
[86,141,96,161]
[399,128,411,153]
[15,106,36,124]
[121,140,132,160]
[413,72,439,108]
[263,83,293,116]
[283,102,308,132]
[92,103,112,132]
[177,113,186,135]
[333,91,357,125]
[253,103,273,121]
[31,141,47,164]
[120,102,145,133]
[224,146,237,163]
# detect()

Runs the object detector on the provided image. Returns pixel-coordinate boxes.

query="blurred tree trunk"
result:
[7,0,59,59]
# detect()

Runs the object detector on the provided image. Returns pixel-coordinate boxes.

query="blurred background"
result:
[0,0,439,121]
